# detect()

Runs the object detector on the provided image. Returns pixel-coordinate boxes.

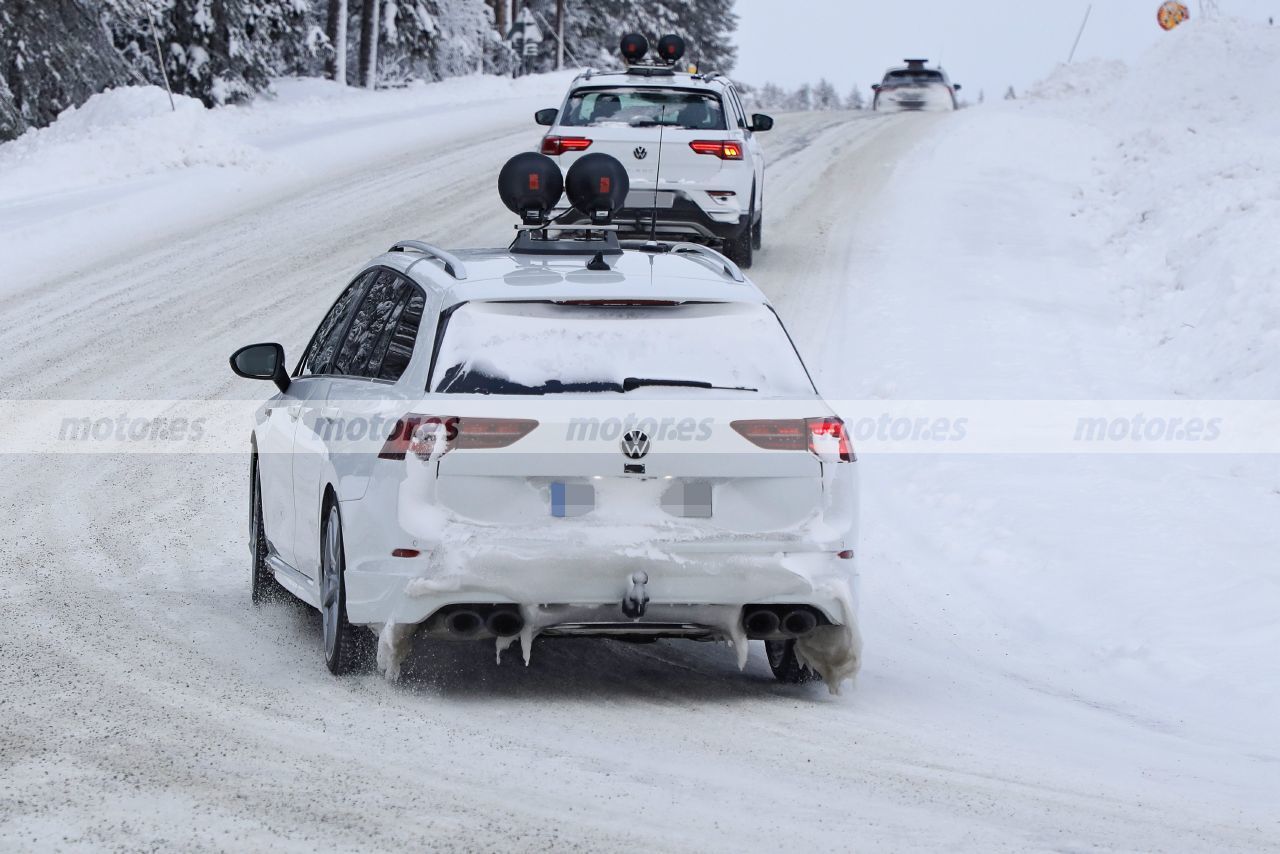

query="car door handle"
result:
[287,404,302,420]
[320,406,342,420]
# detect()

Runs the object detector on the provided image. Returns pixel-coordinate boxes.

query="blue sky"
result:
[733,0,1278,97]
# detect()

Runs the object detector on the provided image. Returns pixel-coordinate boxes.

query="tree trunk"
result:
[326,0,348,84]
[492,0,508,35]
[555,0,565,69]
[358,0,379,89]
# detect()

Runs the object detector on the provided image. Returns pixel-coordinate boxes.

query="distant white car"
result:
[873,59,960,112]
[230,153,860,689]
[533,33,772,267]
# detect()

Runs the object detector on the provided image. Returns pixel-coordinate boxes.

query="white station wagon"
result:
[230,153,861,690]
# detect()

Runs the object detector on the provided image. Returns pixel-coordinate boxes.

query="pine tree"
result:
[846,85,865,110]
[0,0,137,140]
[522,0,737,74]
[790,82,812,111]
[758,82,786,110]
[1004,85,1016,100]
[812,78,839,110]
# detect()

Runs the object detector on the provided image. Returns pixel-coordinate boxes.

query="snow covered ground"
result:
[1,20,1278,851]
[0,72,575,291]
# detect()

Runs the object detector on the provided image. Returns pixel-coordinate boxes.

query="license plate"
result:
[551,482,595,518]
[661,481,713,519]
[626,191,675,209]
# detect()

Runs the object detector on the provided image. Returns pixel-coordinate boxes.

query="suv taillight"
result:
[689,140,744,160]
[541,136,593,156]
[730,417,855,462]
[379,415,538,461]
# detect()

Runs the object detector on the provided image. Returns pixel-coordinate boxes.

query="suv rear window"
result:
[884,70,945,85]
[560,87,727,130]
[431,302,813,396]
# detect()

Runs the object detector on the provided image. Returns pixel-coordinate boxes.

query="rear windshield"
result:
[560,87,727,130]
[431,302,814,396]
[884,70,945,85]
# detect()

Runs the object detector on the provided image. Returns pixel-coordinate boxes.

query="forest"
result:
[0,0,737,140]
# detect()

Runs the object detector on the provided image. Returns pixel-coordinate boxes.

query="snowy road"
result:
[1,89,1276,852]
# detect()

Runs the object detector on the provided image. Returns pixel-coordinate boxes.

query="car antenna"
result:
[648,104,667,244]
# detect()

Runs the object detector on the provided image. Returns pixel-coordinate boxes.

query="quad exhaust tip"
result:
[780,608,818,637]
[743,609,781,637]
[440,605,525,638]
[486,608,525,638]
[743,606,821,639]
[443,609,484,637]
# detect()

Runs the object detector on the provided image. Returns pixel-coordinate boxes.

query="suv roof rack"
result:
[389,240,468,280]
[620,240,745,282]
[625,65,676,78]
[511,228,623,257]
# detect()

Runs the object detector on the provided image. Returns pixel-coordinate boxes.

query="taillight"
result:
[730,417,855,462]
[452,417,540,449]
[730,419,807,451]
[689,140,744,160]
[379,415,538,461]
[541,136,592,156]
[806,417,855,463]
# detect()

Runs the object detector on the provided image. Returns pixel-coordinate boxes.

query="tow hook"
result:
[622,571,649,619]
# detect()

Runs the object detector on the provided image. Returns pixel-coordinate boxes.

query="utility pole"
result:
[555,0,565,70]
[1067,4,1092,64]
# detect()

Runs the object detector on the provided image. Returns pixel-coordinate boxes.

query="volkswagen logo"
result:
[620,430,651,459]
[633,146,648,160]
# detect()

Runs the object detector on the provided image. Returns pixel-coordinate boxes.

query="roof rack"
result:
[388,240,468,280]
[511,227,623,257]
[620,240,745,282]
[625,65,676,78]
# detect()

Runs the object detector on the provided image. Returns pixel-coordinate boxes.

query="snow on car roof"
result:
[374,245,766,308]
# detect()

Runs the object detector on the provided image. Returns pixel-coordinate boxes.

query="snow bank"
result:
[0,86,259,201]
[1025,20,1280,398]
[831,16,1280,768]
[0,71,575,291]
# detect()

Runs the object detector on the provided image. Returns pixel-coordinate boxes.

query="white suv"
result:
[230,155,859,691]
[533,36,772,267]
[872,59,961,111]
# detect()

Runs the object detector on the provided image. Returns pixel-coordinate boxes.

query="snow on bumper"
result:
[344,540,856,627]
[349,541,862,692]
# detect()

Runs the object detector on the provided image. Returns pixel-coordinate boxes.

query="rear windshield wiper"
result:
[622,377,757,392]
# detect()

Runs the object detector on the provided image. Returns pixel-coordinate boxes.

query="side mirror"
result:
[953,83,963,91]
[871,84,881,92]
[749,113,774,132]
[230,343,290,393]
[534,108,558,126]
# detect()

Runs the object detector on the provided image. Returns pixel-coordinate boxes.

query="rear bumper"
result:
[563,194,750,242]
[344,543,856,629]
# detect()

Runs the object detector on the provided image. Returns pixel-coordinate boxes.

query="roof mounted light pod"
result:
[904,58,929,69]
[656,34,686,65]
[565,153,630,226]
[498,152,564,226]
[620,33,649,64]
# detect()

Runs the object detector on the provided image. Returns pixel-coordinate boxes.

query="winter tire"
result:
[250,456,283,604]
[724,194,755,268]
[752,182,763,250]
[320,501,371,675]
[766,639,821,684]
